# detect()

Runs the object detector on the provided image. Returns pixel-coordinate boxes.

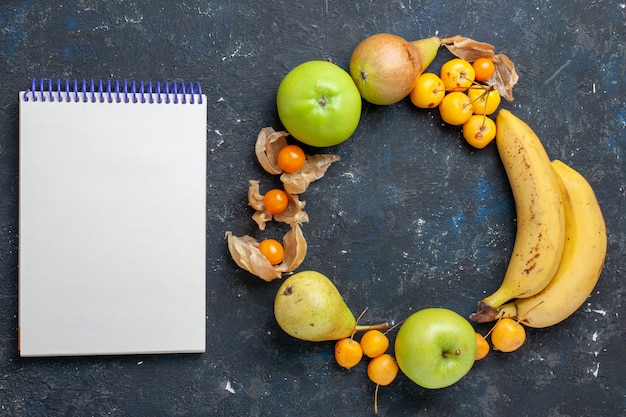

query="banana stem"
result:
[469,301,499,323]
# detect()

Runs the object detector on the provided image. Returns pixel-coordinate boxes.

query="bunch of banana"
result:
[494,159,607,327]
[470,109,566,323]
[470,110,607,327]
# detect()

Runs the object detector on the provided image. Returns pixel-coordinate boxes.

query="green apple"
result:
[395,308,476,389]
[276,60,362,147]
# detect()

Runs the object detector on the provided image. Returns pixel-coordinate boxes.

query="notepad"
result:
[18,79,207,356]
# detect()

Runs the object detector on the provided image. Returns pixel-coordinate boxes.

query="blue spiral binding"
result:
[23,78,203,104]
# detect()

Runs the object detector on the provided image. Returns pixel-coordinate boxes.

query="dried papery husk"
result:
[225,231,282,281]
[248,179,309,230]
[273,192,309,225]
[248,179,265,211]
[281,154,341,194]
[441,35,495,61]
[441,35,519,101]
[486,53,519,101]
[255,127,289,175]
[251,210,274,231]
[225,223,308,281]
[277,223,307,273]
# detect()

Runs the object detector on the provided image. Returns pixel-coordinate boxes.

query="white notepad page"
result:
[18,85,207,356]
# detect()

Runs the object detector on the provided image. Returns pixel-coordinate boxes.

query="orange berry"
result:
[263,189,289,214]
[472,57,495,82]
[467,87,501,115]
[277,144,306,173]
[367,353,398,386]
[462,115,496,149]
[410,73,446,108]
[439,92,473,125]
[335,337,363,369]
[490,318,526,352]
[475,332,490,360]
[440,58,475,92]
[360,330,389,358]
[257,239,285,265]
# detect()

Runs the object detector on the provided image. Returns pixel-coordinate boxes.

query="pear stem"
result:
[353,307,390,335]
[355,322,390,332]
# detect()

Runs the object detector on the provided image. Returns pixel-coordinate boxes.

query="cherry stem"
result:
[384,318,406,335]
[374,384,380,414]
[517,300,545,323]
[482,300,545,339]
[353,307,390,335]
[484,315,507,339]
[465,84,494,119]
[356,307,369,323]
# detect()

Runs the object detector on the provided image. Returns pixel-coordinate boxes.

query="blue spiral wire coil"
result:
[22,78,203,104]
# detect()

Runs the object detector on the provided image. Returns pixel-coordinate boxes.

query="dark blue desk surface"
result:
[1,1,624,416]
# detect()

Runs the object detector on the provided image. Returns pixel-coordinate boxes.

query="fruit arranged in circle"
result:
[235,34,545,407]
[257,238,285,265]
[490,318,526,352]
[463,115,497,149]
[440,58,475,92]
[410,73,446,109]
[277,144,306,173]
[468,86,501,115]
[439,91,473,125]
[263,189,289,214]
[335,337,364,370]
[360,329,390,358]
[472,57,496,82]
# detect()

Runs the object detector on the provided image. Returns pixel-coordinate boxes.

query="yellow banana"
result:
[470,110,565,323]
[494,160,607,328]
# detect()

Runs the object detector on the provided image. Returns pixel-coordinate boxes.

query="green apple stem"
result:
[443,349,462,358]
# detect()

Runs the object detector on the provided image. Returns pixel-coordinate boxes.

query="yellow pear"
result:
[411,36,442,73]
[274,271,358,342]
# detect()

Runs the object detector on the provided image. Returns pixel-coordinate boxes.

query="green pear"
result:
[273,271,357,342]
[411,36,442,73]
